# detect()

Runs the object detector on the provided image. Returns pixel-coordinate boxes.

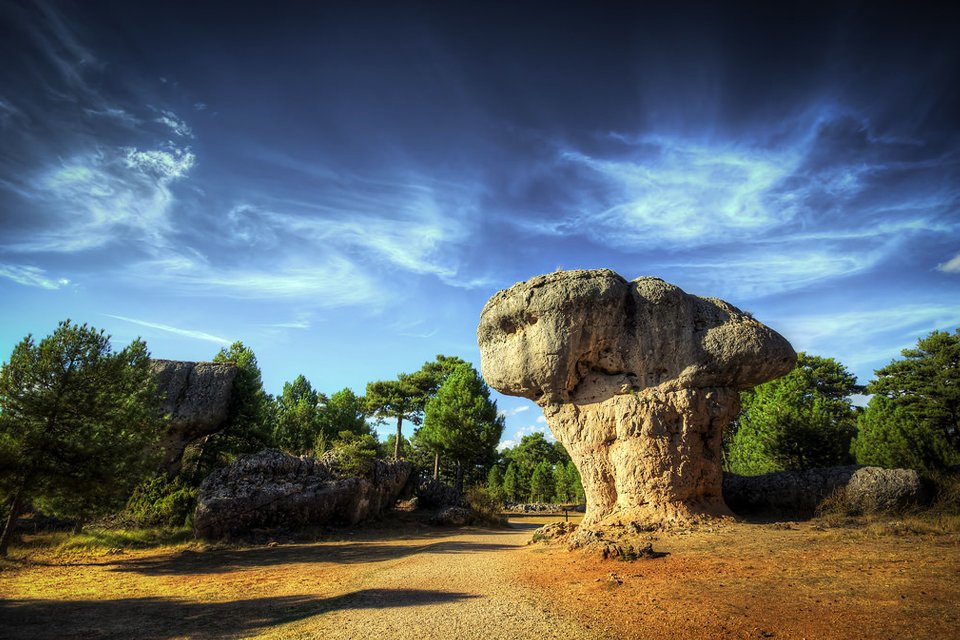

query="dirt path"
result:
[0,516,592,640]
[2,516,958,639]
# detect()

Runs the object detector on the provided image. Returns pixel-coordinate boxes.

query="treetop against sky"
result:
[1,1,958,447]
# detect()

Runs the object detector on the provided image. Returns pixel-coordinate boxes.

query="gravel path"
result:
[265,520,594,639]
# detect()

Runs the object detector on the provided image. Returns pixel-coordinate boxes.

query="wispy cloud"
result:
[937,252,960,273]
[0,264,70,290]
[105,314,231,345]
[154,109,193,137]
[128,253,383,306]
[498,405,530,418]
[6,144,194,253]
[497,422,556,451]
[778,303,960,379]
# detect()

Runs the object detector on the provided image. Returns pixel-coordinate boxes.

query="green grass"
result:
[13,526,196,558]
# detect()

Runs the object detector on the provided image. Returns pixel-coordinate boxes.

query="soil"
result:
[1,513,957,639]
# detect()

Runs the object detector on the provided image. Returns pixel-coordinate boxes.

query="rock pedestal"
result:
[151,359,238,477]
[477,269,796,530]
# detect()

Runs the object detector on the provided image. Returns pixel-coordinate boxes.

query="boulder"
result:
[477,269,796,531]
[723,466,926,515]
[151,359,238,477]
[193,449,413,539]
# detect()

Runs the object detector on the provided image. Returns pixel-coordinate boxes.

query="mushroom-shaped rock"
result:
[477,269,796,529]
[151,359,238,478]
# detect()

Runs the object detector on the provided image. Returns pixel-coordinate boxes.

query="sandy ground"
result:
[1,514,957,639]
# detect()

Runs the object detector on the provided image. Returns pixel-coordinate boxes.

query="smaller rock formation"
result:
[723,466,926,515]
[193,449,413,539]
[151,359,238,478]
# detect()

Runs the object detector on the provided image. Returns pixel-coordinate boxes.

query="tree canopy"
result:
[420,363,504,492]
[0,321,162,554]
[852,329,960,475]
[725,353,860,475]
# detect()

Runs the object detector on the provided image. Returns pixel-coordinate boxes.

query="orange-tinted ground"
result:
[1,514,957,639]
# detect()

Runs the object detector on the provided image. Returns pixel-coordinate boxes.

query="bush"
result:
[465,486,505,525]
[326,431,379,478]
[124,476,198,528]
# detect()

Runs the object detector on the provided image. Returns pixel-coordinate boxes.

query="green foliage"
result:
[273,374,323,455]
[486,465,506,503]
[499,432,563,500]
[0,320,163,549]
[568,461,585,504]
[465,485,505,525]
[421,364,505,492]
[502,462,519,502]
[852,329,960,475]
[187,342,274,482]
[529,461,554,502]
[124,476,198,528]
[367,355,467,460]
[318,388,370,440]
[381,433,413,460]
[328,430,380,478]
[552,461,572,503]
[725,353,859,475]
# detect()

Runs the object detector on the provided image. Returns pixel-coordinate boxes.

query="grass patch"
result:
[7,526,197,562]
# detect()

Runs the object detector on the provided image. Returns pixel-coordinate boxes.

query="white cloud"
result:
[222,181,490,289]
[498,405,530,418]
[0,264,70,290]
[105,314,231,345]
[559,137,798,248]
[937,252,960,273]
[498,422,556,450]
[777,303,960,380]
[123,146,195,180]
[8,144,195,253]
[154,110,193,137]
[129,253,383,306]
[536,415,547,424]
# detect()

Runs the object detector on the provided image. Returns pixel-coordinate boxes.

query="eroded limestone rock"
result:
[151,359,238,477]
[723,466,927,515]
[477,269,796,530]
[193,449,413,539]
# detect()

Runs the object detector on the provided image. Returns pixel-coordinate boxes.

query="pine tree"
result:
[503,462,519,502]
[0,321,162,555]
[529,461,555,502]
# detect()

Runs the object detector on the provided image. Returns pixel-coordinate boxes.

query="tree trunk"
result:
[454,461,464,494]
[394,415,403,460]
[433,451,440,481]
[0,484,26,557]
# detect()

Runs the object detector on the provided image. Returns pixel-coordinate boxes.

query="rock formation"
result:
[477,269,796,530]
[723,466,927,515]
[151,359,238,478]
[194,449,414,539]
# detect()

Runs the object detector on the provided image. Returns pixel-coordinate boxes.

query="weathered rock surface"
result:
[151,359,238,477]
[415,475,467,508]
[478,269,796,530]
[193,449,413,539]
[724,466,927,515]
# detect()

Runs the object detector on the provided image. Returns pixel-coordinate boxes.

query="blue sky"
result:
[1,1,958,448]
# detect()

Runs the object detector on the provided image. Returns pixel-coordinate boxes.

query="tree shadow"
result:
[0,589,477,639]
[107,540,517,576]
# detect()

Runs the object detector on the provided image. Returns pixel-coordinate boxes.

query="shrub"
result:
[124,476,198,528]
[465,486,505,525]
[327,431,379,478]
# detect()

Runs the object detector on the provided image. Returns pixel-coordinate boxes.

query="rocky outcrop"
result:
[193,449,413,539]
[477,269,796,531]
[723,466,927,515]
[415,475,466,508]
[151,359,238,477]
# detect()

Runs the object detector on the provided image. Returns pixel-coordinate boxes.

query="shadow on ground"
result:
[0,589,478,639]
[106,539,516,576]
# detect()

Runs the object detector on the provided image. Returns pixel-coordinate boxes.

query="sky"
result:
[1,1,958,449]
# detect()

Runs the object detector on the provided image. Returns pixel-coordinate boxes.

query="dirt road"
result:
[2,515,958,639]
